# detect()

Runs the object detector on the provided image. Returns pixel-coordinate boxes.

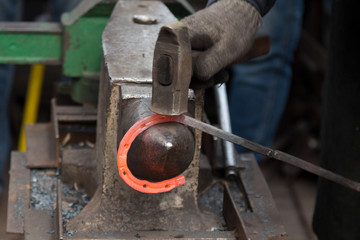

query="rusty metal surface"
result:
[66,1,209,234]
[223,182,250,240]
[61,148,97,196]
[51,99,97,150]
[24,209,54,240]
[27,168,92,239]
[70,230,236,239]
[25,123,58,168]
[10,115,283,240]
[197,153,213,193]
[66,231,236,240]
[102,1,177,84]
[5,1,283,239]
[61,182,91,235]
[3,2,285,239]
[239,154,287,239]
[14,152,283,240]
[222,153,287,240]
[59,151,283,239]
[66,93,211,233]
[6,152,30,234]
[51,98,97,130]
[55,105,97,122]
[55,180,63,240]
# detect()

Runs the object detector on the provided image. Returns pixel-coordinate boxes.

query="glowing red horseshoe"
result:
[117,114,186,193]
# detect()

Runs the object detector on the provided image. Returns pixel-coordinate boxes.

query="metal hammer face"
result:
[150,22,192,116]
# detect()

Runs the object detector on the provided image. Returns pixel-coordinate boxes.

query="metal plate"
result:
[54,180,63,240]
[70,230,236,239]
[7,152,30,234]
[239,154,287,239]
[24,209,55,240]
[102,0,177,84]
[25,123,58,168]
[55,105,97,122]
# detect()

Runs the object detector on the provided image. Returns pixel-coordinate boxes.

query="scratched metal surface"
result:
[102,1,177,84]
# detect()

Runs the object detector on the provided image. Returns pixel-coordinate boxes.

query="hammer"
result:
[150,21,270,116]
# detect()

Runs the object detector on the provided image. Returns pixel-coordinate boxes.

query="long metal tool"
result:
[176,114,360,192]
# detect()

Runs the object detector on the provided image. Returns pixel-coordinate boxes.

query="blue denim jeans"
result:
[229,0,304,161]
[0,0,22,188]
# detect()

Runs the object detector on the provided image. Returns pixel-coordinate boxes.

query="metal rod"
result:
[179,115,360,192]
[213,84,237,178]
[18,64,45,152]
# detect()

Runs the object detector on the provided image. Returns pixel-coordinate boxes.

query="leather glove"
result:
[181,0,262,86]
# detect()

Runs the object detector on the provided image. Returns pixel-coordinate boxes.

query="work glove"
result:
[181,0,262,88]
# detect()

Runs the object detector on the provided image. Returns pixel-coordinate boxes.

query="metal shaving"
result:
[30,169,57,211]
[198,181,227,228]
[62,177,90,237]
[62,183,90,224]
[198,180,247,230]
[30,168,90,238]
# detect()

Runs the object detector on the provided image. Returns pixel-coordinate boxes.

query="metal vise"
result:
[65,0,208,233]
[6,1,286,239]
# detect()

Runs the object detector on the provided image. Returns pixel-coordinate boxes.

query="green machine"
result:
[0,0,117,105]
[0,0,189,105]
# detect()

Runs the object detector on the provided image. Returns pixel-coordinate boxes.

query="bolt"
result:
[132,15,157,25]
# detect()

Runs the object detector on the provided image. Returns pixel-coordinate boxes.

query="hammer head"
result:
[150,22,192,116]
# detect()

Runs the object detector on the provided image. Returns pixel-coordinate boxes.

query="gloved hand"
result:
[181,0,262,87]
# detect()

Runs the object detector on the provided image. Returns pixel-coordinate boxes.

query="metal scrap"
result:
[30,168,90,237]
[198,181,228,228]
[30,169,57,211]
[61,183,90,224]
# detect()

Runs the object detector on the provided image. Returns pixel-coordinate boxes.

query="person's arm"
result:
[181,0,276,86]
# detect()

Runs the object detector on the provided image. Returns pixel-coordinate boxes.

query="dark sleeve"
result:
[244,0,276,16]
[206,0,276,17]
